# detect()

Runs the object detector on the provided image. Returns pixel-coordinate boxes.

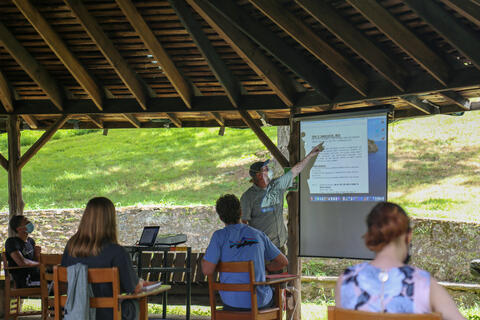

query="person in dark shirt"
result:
[61,197,142,320]
[5,215,41,288]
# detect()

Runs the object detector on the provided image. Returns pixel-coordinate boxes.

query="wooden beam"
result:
[0,21,63,111]
[123,113,141,128]
[12,0,103,111]
[166,112,182,128]
[296,0,406,91]
[18,115,69,169]
[169,0,241,107]
[249,0,368,96]
[347,0,450,86]
[0,69,14,112]
[440,91,471,110]
[400,95,437,115]
[86,115,103,129]
[405,0,480,70]
[207,0,333,100]
[0,153,8,171]
[238,108,289,168]
[7,115,22,235]
[187,0,297,107]
[116,0,192,109]
[64,0,148,110]
[443,0,480,28]
[210,112,225,127]
[392,104,468,119]
[21,115,39,129]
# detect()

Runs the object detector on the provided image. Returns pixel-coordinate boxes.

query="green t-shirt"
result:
[240,171,293,248]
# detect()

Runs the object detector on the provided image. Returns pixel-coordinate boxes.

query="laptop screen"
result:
[138,226,160,246]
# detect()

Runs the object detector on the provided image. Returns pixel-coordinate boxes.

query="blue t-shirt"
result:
[204,224,281,309]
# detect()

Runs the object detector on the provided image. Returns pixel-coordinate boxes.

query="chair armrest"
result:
[4,264,39,271]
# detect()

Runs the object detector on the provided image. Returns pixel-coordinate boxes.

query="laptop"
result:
[138,226,160,246]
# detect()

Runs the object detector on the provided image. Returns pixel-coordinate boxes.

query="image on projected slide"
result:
[300,116,387,202]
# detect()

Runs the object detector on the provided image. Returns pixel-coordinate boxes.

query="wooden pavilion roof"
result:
[0,0,480,130]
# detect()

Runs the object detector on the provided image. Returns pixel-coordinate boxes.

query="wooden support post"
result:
[238,109,289,168]
[286,108,301,320]
[7,115,23,236]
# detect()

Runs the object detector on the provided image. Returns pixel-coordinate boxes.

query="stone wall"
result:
[1,206,478,283]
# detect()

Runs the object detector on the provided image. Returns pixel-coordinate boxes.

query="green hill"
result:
[0,111,479,221]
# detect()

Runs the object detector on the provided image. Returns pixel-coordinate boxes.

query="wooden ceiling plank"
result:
[187,0,296,107]
[123,113,141,128]
[169,0,241,107]
[347,0,450,86]
[440,91,471,110]
[0,21,63,111]
[116,0,192,109]
[443,0,480,28]
[0,153,7,171]
[210,111,224,127]
[86,114,103,128]
[208,0,333,100]
[166,112,182,127]
[405,0,480,70]
[296,0,406,92]
[238,108,289,168]
[400,95,435,115]
[21,115,39,129]
[18,114,70,169]
[0,69,14,112]
[249,0,368,96]
[392,104,469,119]
[12,0,103,111]
[64,0,148,110]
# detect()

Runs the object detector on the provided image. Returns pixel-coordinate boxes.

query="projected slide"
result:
[300,116,386,202]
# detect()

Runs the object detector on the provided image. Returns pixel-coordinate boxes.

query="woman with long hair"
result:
[336,202,465,319]
[62,197,142,320]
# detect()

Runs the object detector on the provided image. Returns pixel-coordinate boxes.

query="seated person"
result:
[5,215,41,288]
[202,194,288,310]
[336,202,465,320]
[61,197,143,320]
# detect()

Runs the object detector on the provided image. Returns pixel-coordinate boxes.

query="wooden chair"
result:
[39,254,62,320]
[53,265,169,320]
[1,252,42,320]
[327,306,442,320]
[208,261,283,320]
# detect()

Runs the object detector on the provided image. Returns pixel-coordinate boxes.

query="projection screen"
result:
[298,108,389,259]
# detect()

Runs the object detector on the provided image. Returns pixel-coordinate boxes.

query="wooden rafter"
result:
[440,91,471,110]
[116,0,192,109]
[187,0,297,107]
[210,112,225,127]
[393,104,469,119]
[0,69,13,113]
[296,0,406,92]
[443,0,480,28]
[238,109,289,168]
[21,115,39,129]
[18,115,70,169]
[405,0,480,70]
[64,0,148,110]
[12,0,103,110]
[123,114,141,128]
[0,153,8,171]
[347,0,450,87]
[0,21,63,111]
[169,0,241,108]
[249,0,368,96]
[400,96,437,115]
[166,113,182,128]
[208,0,333,100]
[86,115,103,129]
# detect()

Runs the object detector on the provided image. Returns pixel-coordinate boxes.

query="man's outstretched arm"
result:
[266,253,288,272]
[290,142,324,177]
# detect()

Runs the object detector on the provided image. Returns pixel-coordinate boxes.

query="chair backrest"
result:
[40,254,63,294]
[53,265,121,320]
[327,306,442,320]
[208,261,257,317]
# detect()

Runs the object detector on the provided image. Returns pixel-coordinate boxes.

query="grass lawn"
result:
[0,111,479,221]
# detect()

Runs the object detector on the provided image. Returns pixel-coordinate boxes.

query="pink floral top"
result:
[339,263,431,314]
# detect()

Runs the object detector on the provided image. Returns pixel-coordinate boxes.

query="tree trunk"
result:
[7,115,23,236]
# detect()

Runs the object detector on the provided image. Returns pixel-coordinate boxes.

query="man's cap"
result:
[249,159,270,178]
